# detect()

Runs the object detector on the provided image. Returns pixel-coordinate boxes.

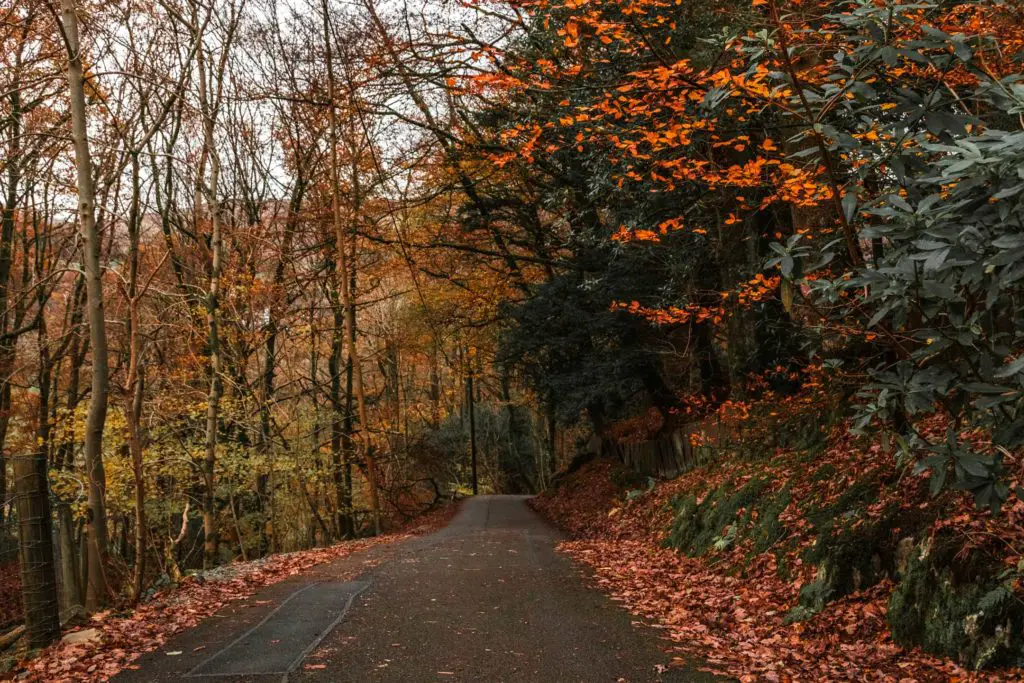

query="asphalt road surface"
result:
[116,496,720,683]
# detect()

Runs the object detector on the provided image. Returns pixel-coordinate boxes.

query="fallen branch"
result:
[0,624,25,650]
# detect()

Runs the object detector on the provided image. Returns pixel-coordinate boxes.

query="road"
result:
[116,496,718,682]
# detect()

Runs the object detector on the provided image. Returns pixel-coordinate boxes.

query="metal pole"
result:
[467,367,478,495]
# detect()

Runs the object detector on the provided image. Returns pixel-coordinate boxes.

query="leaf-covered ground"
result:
[6,504,458,683]
[531,425,1024,682]
[0,562,21,630]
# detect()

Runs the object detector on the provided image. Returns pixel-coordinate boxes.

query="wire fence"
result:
[5,452,62,643]
[1,485,23,631]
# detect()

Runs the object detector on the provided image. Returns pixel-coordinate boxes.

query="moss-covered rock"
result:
[664,477,770,556]
[785,575,833,623]
[750,488,791,555]
[798,476,933,610]
[658,439,1022,671]
[889,538,1024,670]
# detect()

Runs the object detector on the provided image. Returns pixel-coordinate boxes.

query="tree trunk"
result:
[165,500,189,584]
[694,322,729,405]
[125,373,145,601]
[321,0,381,534]
[60,0,111,611]
[196,15,223,569]
[53,282,86,615]
[429,341,441,428]
[14,305,61,647]
[12,450,60,648]
[258,176,303,553]
[227,486,247,562]
[298,474,331,545]
[55,504,83,615]
[122,152,148,602]
[202,229,222,570]
[0,370,9,534]
[0,21,26,537]
[343,343,355,529]
[329,297,352,538]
